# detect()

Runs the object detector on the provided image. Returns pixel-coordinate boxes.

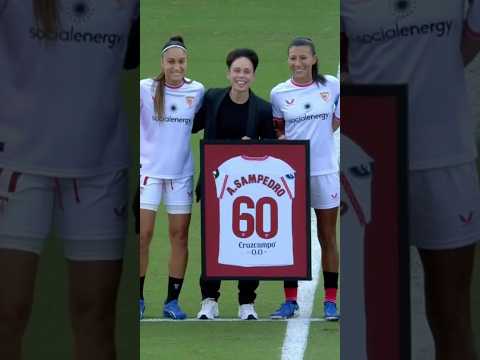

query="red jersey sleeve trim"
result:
[219,175,229,199]
[280,176,294,200]
[8,172,22,193]
[465,21,480,40]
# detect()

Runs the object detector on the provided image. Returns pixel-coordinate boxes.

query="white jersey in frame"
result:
[214,155,296,267]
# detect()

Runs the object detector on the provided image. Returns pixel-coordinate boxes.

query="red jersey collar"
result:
[290,78,314,87]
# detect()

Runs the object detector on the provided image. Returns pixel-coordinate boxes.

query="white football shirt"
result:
[0,0,139,177]
[214,155,296,267]
[271,75,340,176]
[341,0,479,170]
[140,78,204,178]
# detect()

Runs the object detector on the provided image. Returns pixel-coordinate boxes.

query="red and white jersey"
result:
[341,0,480,170]
[140,78,204,179]
[0,0,139,177]
[270,75,340,176]
[214,155,296,267]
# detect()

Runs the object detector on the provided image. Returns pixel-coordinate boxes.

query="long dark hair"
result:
[33,0,58,34]
[288,37,326,86]
[33,0,123,34]
[153,35,187,118]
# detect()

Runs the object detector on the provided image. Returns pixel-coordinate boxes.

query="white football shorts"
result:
[139,175,193,214]
[409,161,480,250]
[311,172,340,209]
[0,169,128,260]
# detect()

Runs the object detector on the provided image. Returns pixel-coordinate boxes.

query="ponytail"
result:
[153,72,166,119]
[312,62,326,86]
[33,0,58,34]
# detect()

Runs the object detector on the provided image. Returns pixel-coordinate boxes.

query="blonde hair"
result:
[153,72,166,119]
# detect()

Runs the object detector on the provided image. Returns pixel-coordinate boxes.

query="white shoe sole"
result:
[197,311,219,320]
[270,313,298,320]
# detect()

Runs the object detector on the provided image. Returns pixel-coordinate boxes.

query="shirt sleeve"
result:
[260,104,276,139]
[328,76,340,117]
[192,88,207,133]
[132,1,140,21]
[123,15,139,70]
[270,89,283,119]
[279,160,296,199]
[335,97,340,119]
[215,159,232,199]
[340,16,350,74]
[139,81,148,118]
[195,84,205,113]
[467,0,480,38]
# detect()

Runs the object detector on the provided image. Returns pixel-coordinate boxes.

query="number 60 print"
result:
[232,196,278,239]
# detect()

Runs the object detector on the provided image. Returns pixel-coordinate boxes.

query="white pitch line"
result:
[141,318,326,323]
[281,209,322,360]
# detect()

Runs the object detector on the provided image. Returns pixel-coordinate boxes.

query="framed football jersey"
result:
[340,85,410,360]
[201,140,311,280]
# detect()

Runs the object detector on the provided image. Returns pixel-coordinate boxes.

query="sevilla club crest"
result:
[319,92,330,102]
[185,96,195,108]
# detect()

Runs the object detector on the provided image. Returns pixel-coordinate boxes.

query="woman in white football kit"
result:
[342,1,480,359]
[139,36,204,320]
[270,37,341,320]
[0,1,138,359]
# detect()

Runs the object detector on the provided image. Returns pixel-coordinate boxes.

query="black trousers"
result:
[200,278,299,305]
[200,277,259,305]
[133,188,140,235]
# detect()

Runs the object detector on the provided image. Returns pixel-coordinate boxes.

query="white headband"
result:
[162,44,187,54]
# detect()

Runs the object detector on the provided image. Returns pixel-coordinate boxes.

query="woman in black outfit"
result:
[192,48,274,320]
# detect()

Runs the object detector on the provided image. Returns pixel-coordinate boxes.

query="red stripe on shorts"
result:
[73,179,80,203]
[8,172,21,193]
